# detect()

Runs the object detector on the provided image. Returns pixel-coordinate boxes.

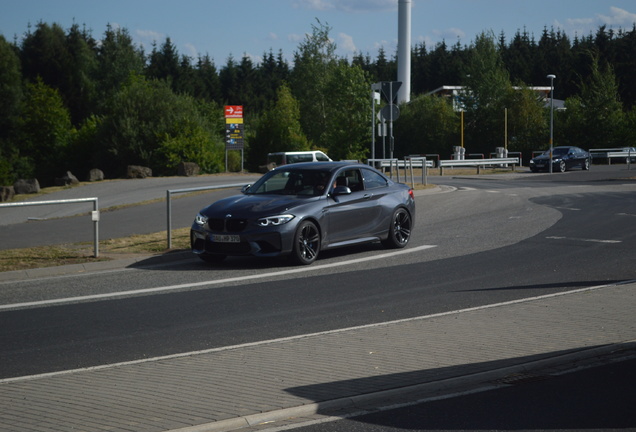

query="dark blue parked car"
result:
[530,146,591,173]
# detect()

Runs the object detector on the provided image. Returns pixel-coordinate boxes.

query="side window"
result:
[362,169,388,190]
[315,152,330,162]
[335,169,363,192]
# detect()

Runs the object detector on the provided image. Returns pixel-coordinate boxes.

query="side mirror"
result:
[332,186,352,196]
[241,184,252,194]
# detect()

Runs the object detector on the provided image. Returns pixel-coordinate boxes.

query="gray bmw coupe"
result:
[191,162,415,265]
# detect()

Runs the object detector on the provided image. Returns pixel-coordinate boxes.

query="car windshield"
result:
[246,169,331,196]
[546,148,569,156]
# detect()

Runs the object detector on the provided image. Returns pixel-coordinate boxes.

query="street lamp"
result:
[547,74,556,174]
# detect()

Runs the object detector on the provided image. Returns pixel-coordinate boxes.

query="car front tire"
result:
[558,160,567,172]
[290,220,320,265]
[382,208,412,249]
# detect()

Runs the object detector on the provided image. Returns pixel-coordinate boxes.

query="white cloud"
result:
[557,6,636,38]
[244,52,263,64]
[183,43,198,59]
[135,29,164,50]
[288,33,305,43]
[338,32,357,53]
[374,39,395,54]
[598,6,636,26]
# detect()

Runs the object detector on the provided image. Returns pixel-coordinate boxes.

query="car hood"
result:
[532,154,556,161]
[200,194,319,218]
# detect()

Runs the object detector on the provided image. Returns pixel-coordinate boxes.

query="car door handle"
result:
[363,193,372,199]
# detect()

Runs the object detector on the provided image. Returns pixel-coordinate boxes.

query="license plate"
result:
[212,234,240,243]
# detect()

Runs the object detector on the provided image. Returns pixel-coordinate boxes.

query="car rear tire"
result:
[198,253,226,264]
[290,220,320,265]
[382,208,412,249]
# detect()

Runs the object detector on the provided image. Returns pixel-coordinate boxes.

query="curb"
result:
[166,341,636,432]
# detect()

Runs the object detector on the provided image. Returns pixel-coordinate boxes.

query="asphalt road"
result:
[1,165,635,380]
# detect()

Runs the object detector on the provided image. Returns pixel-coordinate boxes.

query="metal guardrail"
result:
[375,159,435,168]
[589,147,625,155]
[166,183,247,249]
[368,158,430,188]
[438,157,520,175]
[0,197,100,257]
[404,157,429,187]
[589,148,634,169]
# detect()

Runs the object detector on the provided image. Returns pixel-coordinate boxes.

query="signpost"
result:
[224,105,244,172]
[371,81,402,162]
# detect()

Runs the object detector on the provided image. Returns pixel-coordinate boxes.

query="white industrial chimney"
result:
[397,0,412,103]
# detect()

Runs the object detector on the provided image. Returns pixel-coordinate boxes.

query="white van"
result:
[267,151,332,168]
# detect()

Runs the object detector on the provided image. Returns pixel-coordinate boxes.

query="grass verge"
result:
[0,228,191,273]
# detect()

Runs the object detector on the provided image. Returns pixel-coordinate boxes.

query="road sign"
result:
[225,118,244,149]
[380,104,400,122]
[381,81,402,104]
[224,105,243,118]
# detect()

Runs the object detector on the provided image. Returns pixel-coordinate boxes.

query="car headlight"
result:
[194,213,208,226]
[257,214,295,227]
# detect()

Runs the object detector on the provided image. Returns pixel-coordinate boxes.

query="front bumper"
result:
[190,223,293,258]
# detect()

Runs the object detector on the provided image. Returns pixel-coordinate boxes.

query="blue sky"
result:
[2,0,635,66]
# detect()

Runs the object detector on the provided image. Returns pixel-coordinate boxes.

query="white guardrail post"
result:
[0,197,100,257]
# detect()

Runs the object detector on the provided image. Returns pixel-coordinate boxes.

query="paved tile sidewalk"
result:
[1,283,635,432]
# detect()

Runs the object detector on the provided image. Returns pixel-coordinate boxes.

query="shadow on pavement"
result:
[285,342,636,431]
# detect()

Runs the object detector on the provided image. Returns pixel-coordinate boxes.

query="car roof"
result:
[274,161,367,172]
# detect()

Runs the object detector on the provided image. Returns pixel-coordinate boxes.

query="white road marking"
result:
[2,279,631,384]
[546,236,621,244]
[0,245,437,311]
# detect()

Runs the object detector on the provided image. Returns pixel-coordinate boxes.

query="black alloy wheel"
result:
[382,208,412,249]
[291,220,320,265]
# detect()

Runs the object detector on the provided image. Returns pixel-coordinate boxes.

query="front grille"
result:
[226,219,247,232]
[207,218,247,232]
